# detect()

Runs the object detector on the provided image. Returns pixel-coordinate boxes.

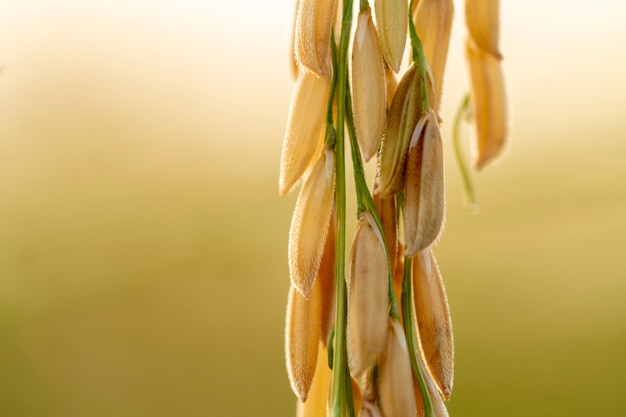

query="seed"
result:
[318,208,336,346]
[347,213,389,377]
[288,149,336,297]
[295,0,337,76]
[404,110,445,257]
[286,279,323,402]
[279,70,331,197]
[376,64,423,198]
[465,37,507,170]
[373,0,408,73]
[465,0,502,59]
[412,0,454,112]
[378,319,417,417]
[413,247,454,400]
[352,7,387,162]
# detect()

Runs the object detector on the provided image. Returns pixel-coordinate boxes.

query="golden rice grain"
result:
[378,320,418,417]
[376,64,422,197]
[347,213,389,377]
[412,0,454,112]
[465,0,501,59]
[295,0,337,76]
[413,247,454,400]
[465,38,507,170]
[286,279,323,401]
[404,110,445,257]
[288,149,336,297]
[279,70,331,197]
[373,0,408,73]
[352,7,387,162]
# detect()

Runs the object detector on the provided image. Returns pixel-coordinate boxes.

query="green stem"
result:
[331,0,354,416]
[452,93,478,210]
[408,0,430,113]
[325,32,339,149]
[401,256,435,417]
[359,0,368,12]
[345,86,399,319]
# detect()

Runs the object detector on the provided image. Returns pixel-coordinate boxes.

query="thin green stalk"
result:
[453,93,478,211]
[325,32,339,149]
[401,256,435,417]
[359,0,368,12]
[331,0,354,416]
[345,85,399,319]
[408,0,430,113]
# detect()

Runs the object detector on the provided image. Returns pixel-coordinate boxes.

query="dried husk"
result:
[279,70,331,197]
[352,7,387,162]
[413,0,454,112]
[376,65,423,198]
[286,278,323,402]
[413,247,454,400]
[465,38,507,170]
[465,0,501,59]
[373,189,398,286]
[378,320,417,417]
[288,149,336,297]
[318,207,337,346]
[373,0,408,72]
[404,110,445,257]
[295,0,337,76]
[347,213,389,377]
[296,345,332,417]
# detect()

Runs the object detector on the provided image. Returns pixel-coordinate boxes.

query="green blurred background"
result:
[1,1,625,416]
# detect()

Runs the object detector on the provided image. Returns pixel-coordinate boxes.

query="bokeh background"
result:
[1,1,625,416]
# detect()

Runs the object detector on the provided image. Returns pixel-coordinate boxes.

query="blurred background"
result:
[1,1,625,416]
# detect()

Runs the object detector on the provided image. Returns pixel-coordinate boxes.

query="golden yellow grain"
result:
[412,0,454,112]
[465,38,507,170]
[295,0,337,76]
[288,149,336,297]
[465,0,501,59]
[279,70,330,197]
[413,247,454,400]
[376,64,422,198]
[378,319,418,417]
[352,7,387,162]
[373,0,408,72]
[404,110,445,257]
[286,280,323,401]
[347,213,389,377]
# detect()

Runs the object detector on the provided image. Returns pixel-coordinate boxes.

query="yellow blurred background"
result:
[1,1,625,416]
